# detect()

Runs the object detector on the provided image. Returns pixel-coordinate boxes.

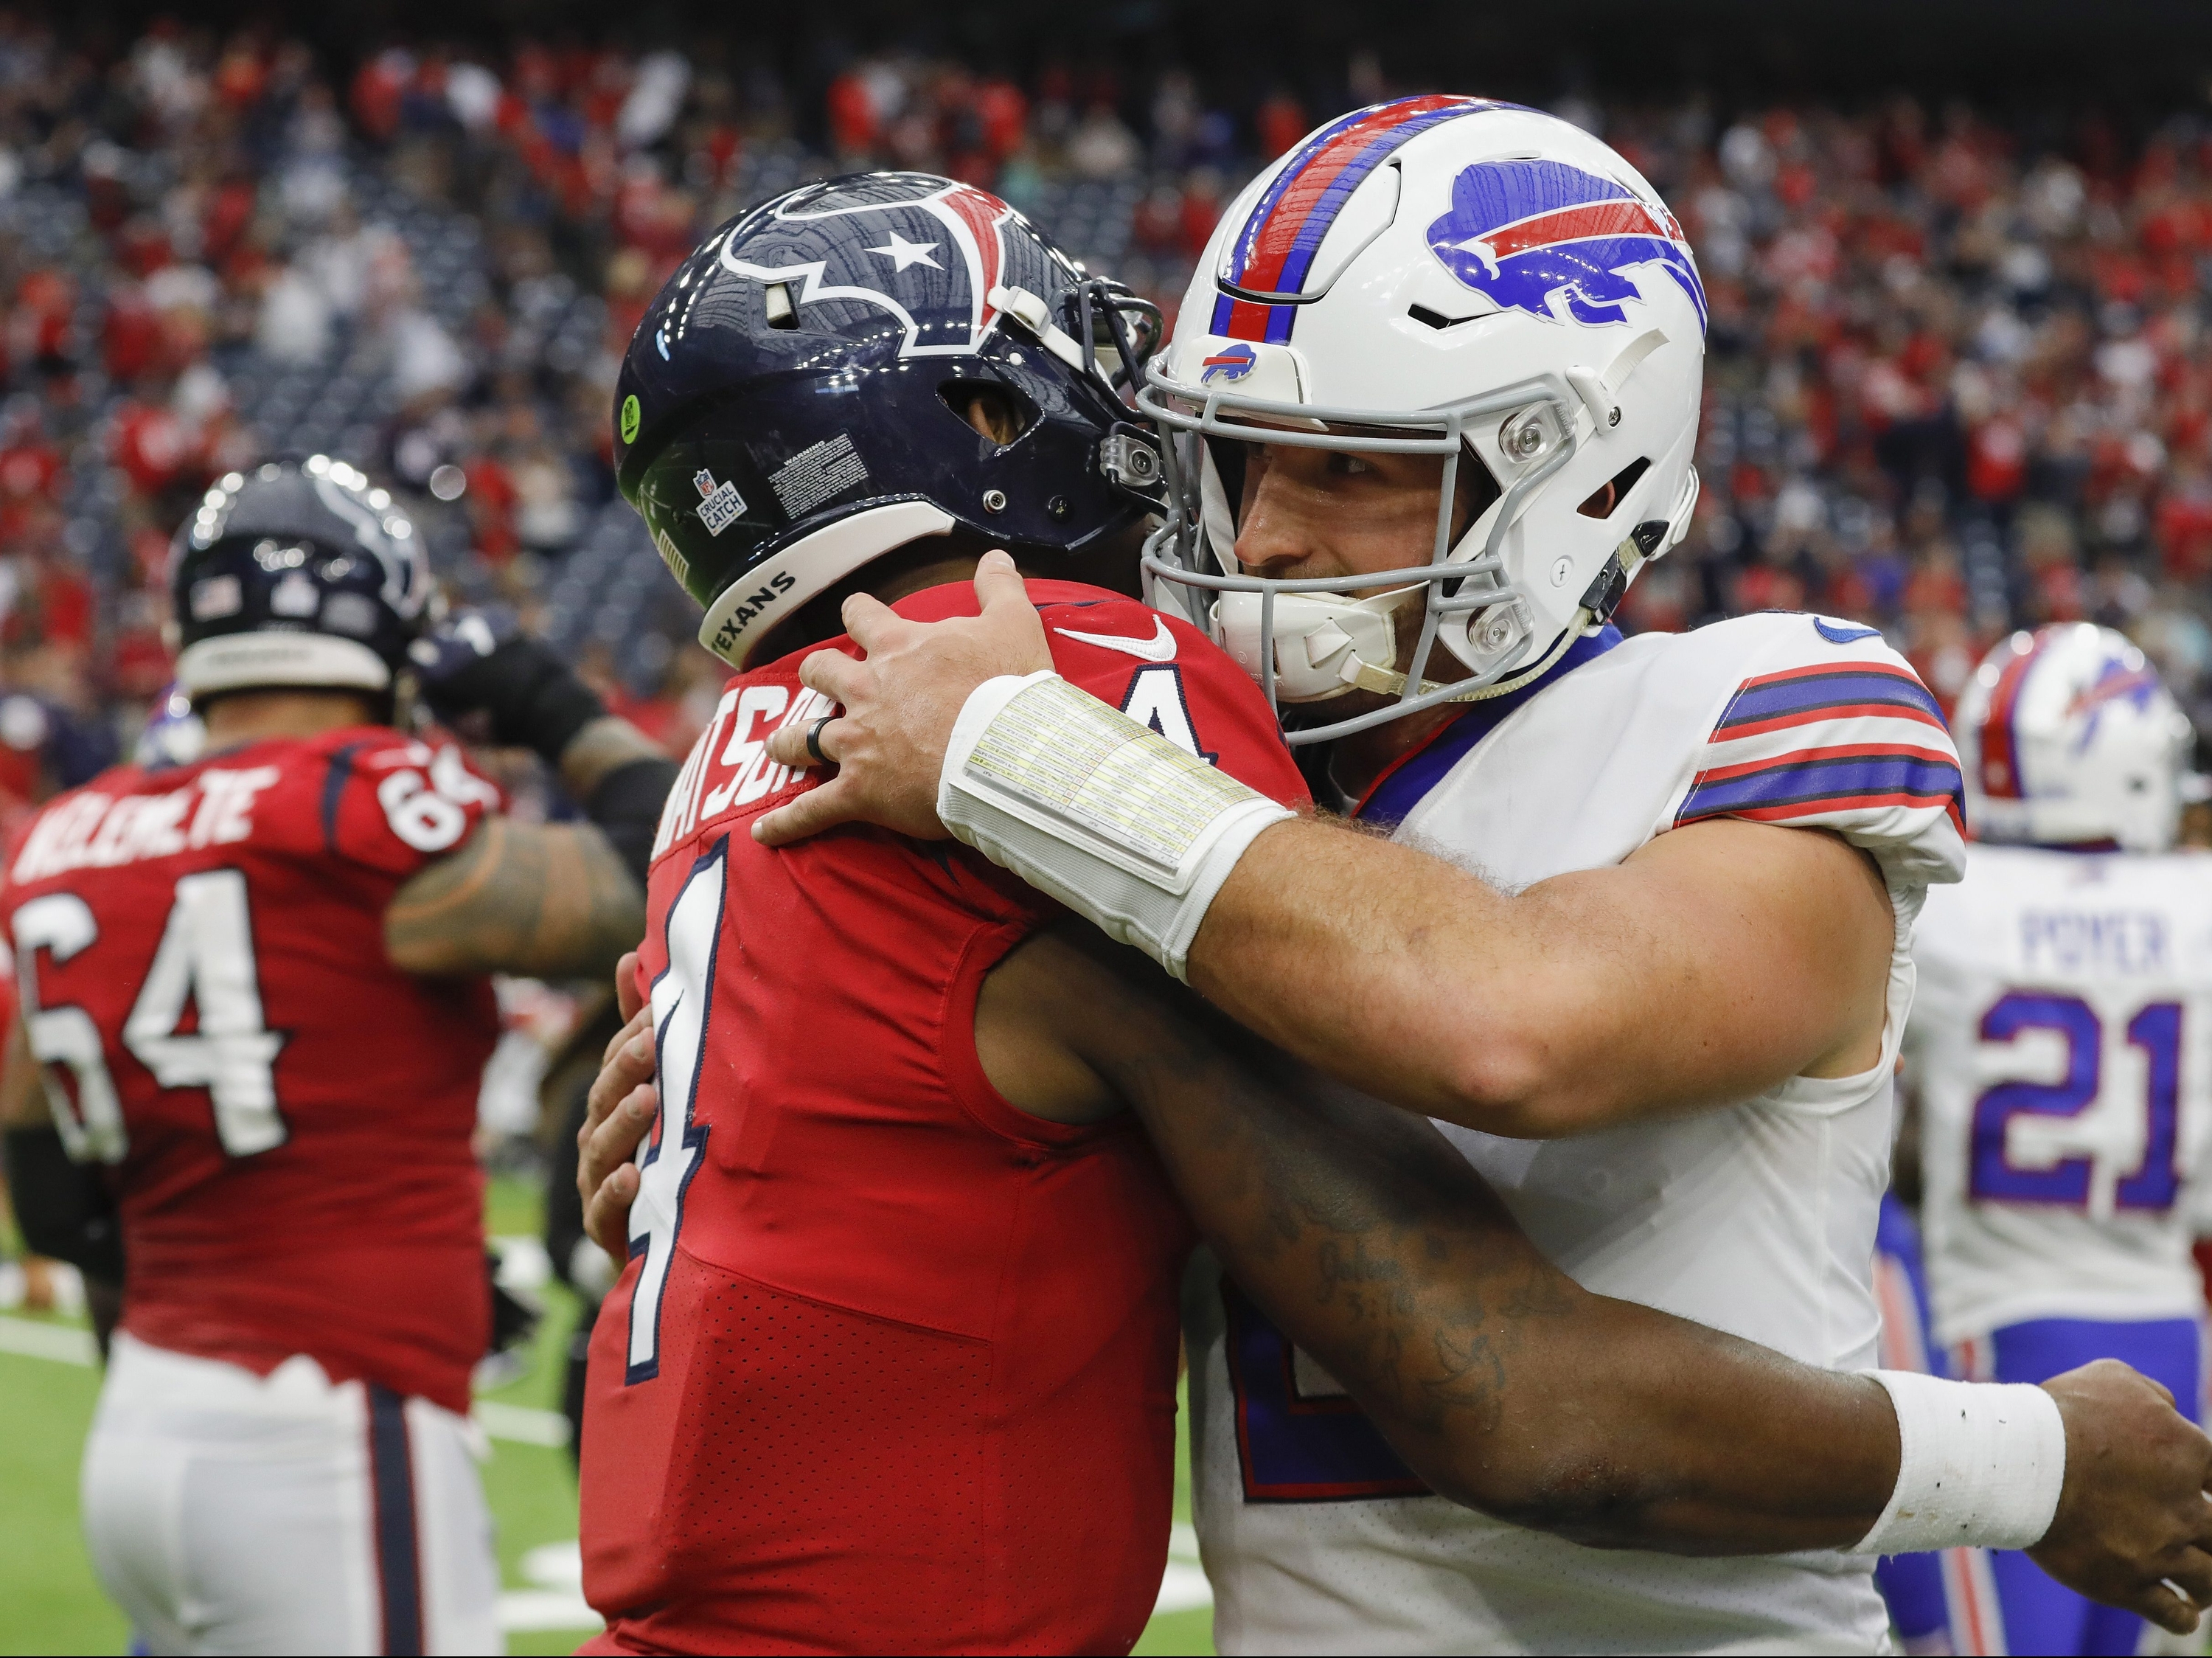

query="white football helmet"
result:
[1138,96,1705,742]
[1955,623,2194,853]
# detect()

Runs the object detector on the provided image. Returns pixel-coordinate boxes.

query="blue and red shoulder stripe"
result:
[1677,743,1966,835]
[1682,656,1965,836]
[1709,661,1947,740]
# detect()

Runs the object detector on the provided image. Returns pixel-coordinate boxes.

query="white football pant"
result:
[82,1333,502,1656]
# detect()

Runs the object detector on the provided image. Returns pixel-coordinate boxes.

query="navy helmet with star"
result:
[615,171,1164,668]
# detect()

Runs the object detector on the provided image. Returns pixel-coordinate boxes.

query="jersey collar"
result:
[1352,625,1624,829]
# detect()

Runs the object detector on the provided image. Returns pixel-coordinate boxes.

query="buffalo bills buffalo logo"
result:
[2068,656,2163,749]
[1201,341,1258,383]
[715,175,1031,358]
[1426,159,1707,332]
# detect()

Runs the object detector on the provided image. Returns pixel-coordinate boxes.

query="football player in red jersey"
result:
[578,178,1239,1656]
[0,455,675,1656]
[576,174,2212,1656]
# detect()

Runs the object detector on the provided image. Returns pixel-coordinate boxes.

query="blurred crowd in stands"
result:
[5,13,2212,846]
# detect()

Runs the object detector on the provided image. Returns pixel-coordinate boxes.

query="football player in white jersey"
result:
[717,98,2212,1653]
[1899,622,2209,1655]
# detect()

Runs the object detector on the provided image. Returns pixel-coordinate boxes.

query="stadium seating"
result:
[4,23,2212,828]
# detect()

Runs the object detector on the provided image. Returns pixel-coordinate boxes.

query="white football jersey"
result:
[1907,844,2212,1345]
[1186,612,1967,1656]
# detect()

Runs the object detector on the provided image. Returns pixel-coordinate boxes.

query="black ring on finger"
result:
[806,713,839,763]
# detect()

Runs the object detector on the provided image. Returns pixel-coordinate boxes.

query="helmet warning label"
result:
[770,434,869,519]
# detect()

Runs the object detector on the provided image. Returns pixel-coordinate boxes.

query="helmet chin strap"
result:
[1339,606,1593,703]
[1328,472,1638,707]
[1336,499,1686,707]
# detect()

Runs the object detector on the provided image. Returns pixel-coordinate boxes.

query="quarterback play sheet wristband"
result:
[1849,1370,2067,1555]
[939,671,1293,982]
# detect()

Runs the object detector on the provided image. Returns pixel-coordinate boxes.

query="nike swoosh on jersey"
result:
[1053,618,1178,662]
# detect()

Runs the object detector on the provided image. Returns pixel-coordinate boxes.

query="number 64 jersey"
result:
[0,726,504,1415]
[1908,844,2212,1345]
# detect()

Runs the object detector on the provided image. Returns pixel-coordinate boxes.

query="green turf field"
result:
[0,1176,1214,1657]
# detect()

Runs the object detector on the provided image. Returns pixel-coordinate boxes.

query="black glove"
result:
[486,1250,543,1356]
[408,608,608,766]
[4,1125,124,1284]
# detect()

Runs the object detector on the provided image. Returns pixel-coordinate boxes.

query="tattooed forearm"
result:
[384,819,647,979]
[1122,1011,1576,1437]
[1097,979,1582,1457]
[1048,920,1897,1556]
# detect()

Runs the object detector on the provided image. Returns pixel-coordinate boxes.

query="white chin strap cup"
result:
[1210,588,1410,704]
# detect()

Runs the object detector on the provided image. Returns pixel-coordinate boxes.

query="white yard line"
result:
[0,1314,574,1447]
[495,1589,599,1633]
[472,1398,572,1446]
[1161,1522,1214,1614]
[504,1541,598,1634]
[0,1313,94,1365]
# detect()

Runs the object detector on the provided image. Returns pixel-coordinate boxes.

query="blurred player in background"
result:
[0,457,672,1657]
[1905,622,2211,1656]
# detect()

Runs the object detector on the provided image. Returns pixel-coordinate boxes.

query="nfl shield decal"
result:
[692,468,746,537]
[1425,159,1708,332]
[717,176,1023,358]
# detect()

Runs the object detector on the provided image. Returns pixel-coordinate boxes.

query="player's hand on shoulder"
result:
[579,953,658,1265]
[2030,1359,2212,1635]
[754,551,1052,847]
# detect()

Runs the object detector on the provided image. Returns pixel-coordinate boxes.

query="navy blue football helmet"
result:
[614,171,1163,667]
[169,456,434,701]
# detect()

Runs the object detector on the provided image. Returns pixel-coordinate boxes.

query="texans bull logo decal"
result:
[718,178,1019,358]
[1426,159,1708,333]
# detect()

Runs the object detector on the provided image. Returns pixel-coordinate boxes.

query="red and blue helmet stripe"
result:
[1211,94,1507,345]
[1976,631,2055,799]
[1978,630,2166,802]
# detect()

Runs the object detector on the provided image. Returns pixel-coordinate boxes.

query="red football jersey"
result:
[580,581,1307,1657]
[0,727,504,1413]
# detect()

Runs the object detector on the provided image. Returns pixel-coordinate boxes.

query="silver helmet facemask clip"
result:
[1135,367,1695,747]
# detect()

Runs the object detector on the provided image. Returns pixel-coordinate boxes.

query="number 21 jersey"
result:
[1908,843,2212,1344]
[0,726,504,1413]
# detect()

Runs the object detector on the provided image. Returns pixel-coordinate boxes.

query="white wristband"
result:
[937,671,1293,982]
[1849,1370,2067,1555]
